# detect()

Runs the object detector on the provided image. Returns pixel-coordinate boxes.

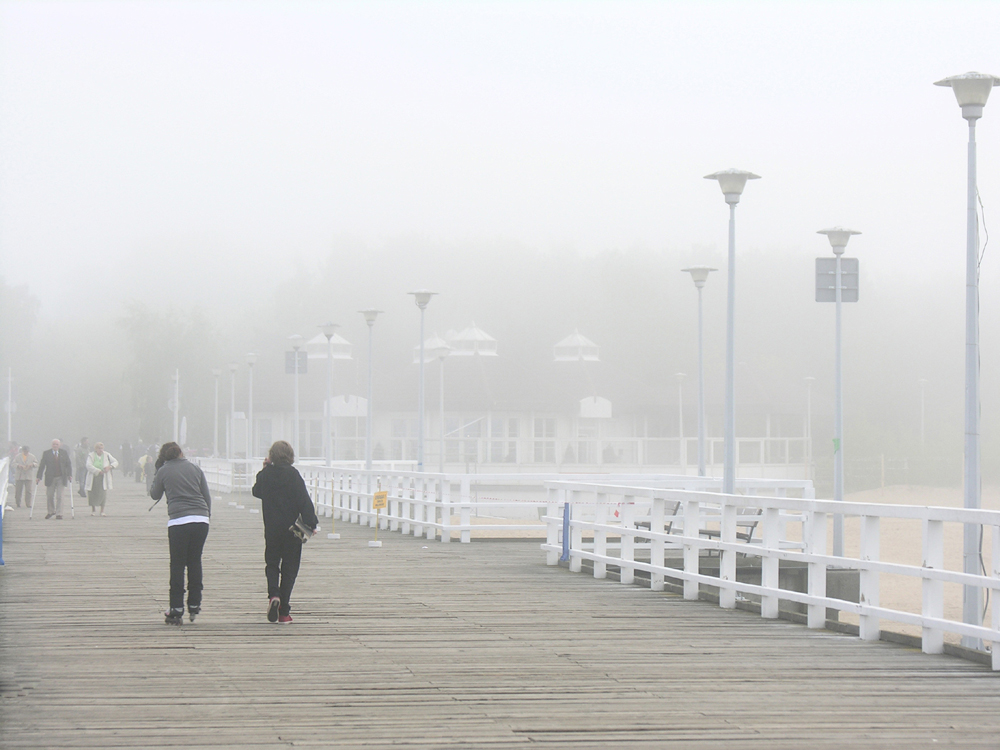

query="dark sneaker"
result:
[278,614,293,624]
[267,597,280,623]
[45,513,54,519]
[55,515,63,520]
[188,605,201,622]
[164,609,183,626]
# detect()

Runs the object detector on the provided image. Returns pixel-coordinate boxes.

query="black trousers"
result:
[264,531,303,616]
[168,522,209,611]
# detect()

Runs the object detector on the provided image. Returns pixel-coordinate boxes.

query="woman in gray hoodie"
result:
[149,442,212,625]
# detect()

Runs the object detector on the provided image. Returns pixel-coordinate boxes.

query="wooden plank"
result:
[2,483,1000,748]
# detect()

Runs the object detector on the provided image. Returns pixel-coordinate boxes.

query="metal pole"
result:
[723,203,737,494]
[229,367,235,459]
[326,335,333,467]
[366,322,374,472]
[697,287,706,477]
[173,369,180,443]
[213,371,219,457]
[805,377,814,483]
[418,307,426,471]
[439,356,445,475]
[962,117,982,646]
[676,374,685,473]
[294,350,300,456]
[6,368,11,443]
[919,379,927,450]
[248,364,254,460]
[833,255,844,557]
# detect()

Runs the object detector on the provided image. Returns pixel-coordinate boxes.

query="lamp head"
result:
[704,168,760,205]
[359,309,382,326]
[211,368,221,377]
[675,372,686,382]
[245,352,257,366]
[408,289,438,309]
[228,362,238,374]
[319,322,339,340]
[289,334,304,351]
[935,72,1000,120]
[681,266,717,288]
[817,227,860,255]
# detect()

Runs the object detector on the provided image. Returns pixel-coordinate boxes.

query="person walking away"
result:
[149,442,211,625]
[85,442,119,516]
[74,437,89,498]
[12,446,37,508]
[252,440,318,624]
[36,439,72,519]
[120,440,133,479]
[144,446,156,496]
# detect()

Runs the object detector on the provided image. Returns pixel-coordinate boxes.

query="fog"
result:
[2,1,999,486]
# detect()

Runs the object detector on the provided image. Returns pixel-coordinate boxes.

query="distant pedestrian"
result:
[149,442,212,626]
[120,440,134,478]
[36,439,72,520]
[252,440,318,624]
[74,437,89,498]
[85,442,119,516]
[144,446,156,496]
[12,446,37,508]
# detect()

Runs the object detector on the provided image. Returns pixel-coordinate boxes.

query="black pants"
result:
[264,531,303,616]
[168,522,209,611]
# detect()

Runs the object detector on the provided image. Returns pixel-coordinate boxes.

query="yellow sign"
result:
[373,491,388,510]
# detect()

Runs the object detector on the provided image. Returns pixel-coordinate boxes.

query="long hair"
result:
[155,442,184,471]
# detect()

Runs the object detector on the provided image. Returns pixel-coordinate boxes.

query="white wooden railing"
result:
[0,457,9,565]
[541,479,1000,670]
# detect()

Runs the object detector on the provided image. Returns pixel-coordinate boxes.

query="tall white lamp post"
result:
[246,353,257,459]
[6,368,12,442]
[228,362,237,459]
[289,334,303,455]
[918,378,929,451]
[211,369,221,457]
[818,226,861,558]
[360,310,382,472]
[320,323,339,467]
[409,290,438,471]
[682,266,716,476]
[705,169,760,494]
[675,372,686,472]
[431,339,452,475]
[936,71,999,647]
[804,376,815,482]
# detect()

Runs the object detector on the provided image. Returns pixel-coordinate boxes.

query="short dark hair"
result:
[268,440,295,465]
[155,442,184,470]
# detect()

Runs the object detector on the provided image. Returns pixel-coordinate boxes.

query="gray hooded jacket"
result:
[150,458,212,520]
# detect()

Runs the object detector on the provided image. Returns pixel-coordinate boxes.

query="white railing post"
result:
[569,490,582,573]
[440,477,451,543]
[650,496,665,592]
[620,496,635,585]
[922,518,945,654]
[992,525,1000,671]
[594,493,607,579]
[460,477,471,544]
[413,477,425,537]
[683,498,699,601]
[761,506,780,619]
[806,510,828,629]
[859,515,881,641]
[401,476,412,535]
[719,500,737,609]
[545,487,561,566]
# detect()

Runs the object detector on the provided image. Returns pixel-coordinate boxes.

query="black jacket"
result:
[251,462,318,538]
[36,448,71,486]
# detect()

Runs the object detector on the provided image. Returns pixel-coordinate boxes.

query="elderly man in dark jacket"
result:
[36,438,72,519]
[252,440,318,624]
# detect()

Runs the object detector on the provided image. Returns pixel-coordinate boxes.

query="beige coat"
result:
[85,451,119,492]
[12,452,37,481]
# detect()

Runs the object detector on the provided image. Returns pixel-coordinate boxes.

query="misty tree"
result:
[119,302,221,448]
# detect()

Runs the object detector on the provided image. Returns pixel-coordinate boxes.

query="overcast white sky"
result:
[2,0,1000,315]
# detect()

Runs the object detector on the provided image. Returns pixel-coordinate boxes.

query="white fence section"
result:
[0,457,9,565]
[541,479,1000,670]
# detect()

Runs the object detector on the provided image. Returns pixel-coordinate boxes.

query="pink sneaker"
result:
[278,614,293,624]
[267,597,280,623]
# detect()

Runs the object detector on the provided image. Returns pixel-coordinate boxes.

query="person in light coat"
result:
[12,446,38,508]
[85,442,119,516]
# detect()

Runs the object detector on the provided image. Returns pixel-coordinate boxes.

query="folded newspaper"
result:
[290,513,314,543]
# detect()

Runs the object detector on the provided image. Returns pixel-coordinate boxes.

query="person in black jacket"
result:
[251,440,318,624]
[35,438,72,519]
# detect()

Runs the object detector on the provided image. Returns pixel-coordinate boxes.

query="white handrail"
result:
[541,478,1000,670]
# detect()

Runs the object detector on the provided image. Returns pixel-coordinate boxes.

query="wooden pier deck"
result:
[3,482,1000,749]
